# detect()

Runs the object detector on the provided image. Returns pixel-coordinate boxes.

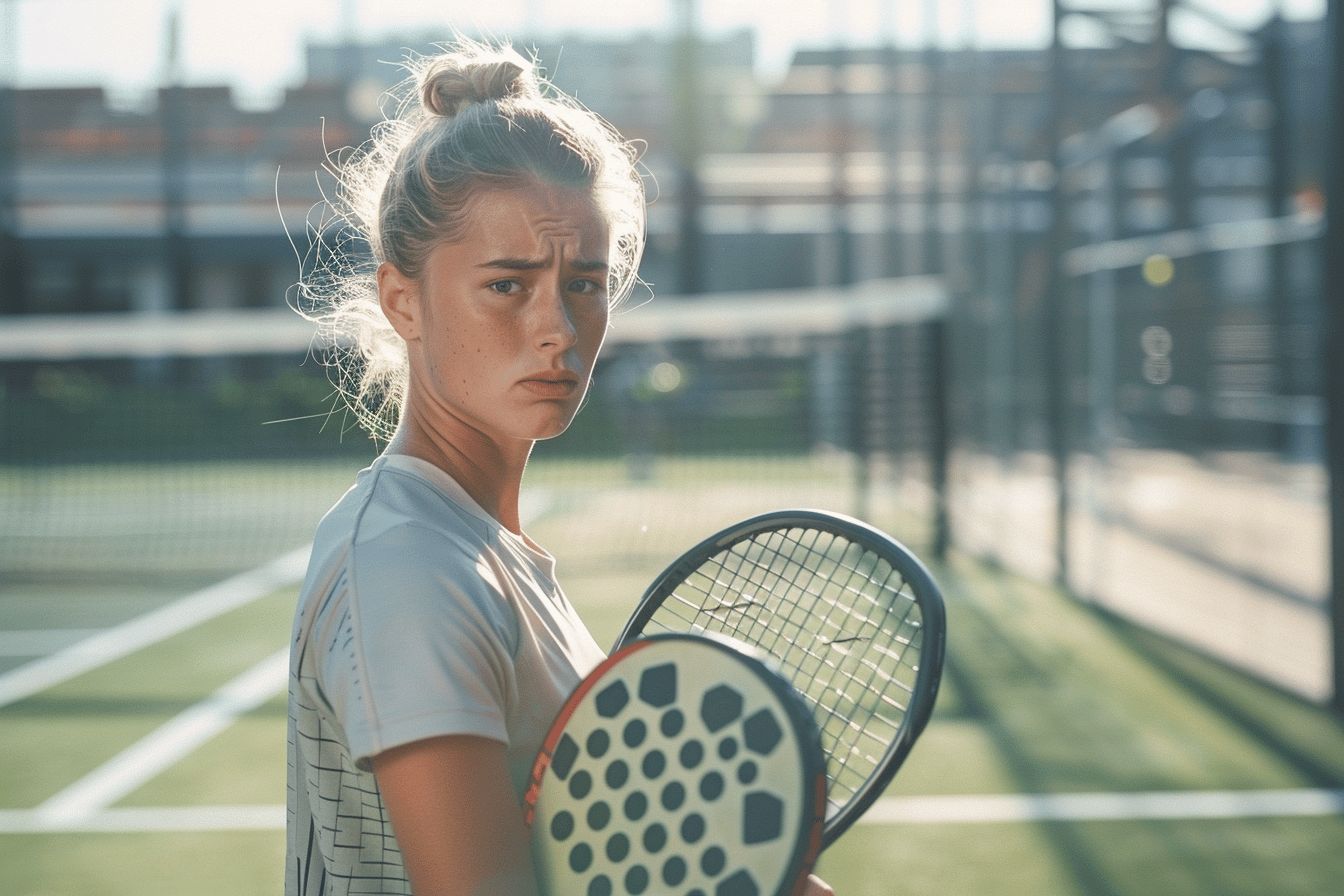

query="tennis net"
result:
[1,277,948,586]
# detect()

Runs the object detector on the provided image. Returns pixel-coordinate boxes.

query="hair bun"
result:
[419,46,539,118]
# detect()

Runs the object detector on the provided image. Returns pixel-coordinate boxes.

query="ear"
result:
[377,261,421,342]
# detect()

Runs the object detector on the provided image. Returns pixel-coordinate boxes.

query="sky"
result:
[0,0,1328,108]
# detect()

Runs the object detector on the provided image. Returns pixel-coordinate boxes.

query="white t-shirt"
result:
[285,454,606,896]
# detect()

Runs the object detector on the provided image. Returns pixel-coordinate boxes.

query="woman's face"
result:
[390,183,612,446]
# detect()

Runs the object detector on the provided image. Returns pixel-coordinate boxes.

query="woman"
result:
[285,39,835,896]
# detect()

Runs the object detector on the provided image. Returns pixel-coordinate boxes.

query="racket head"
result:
[525,632,827,896]
[614,509,947,848]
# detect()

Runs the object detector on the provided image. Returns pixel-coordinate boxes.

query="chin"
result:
[522,412,579,442]
[532,421,576,441]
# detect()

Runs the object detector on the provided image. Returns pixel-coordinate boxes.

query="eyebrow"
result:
[479,257,609,273]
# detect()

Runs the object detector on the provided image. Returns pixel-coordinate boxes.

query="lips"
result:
[519,370,580,398]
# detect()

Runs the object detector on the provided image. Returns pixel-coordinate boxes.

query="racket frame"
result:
[613,508,947,848]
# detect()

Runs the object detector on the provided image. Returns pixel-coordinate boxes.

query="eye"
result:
[488,279,523,296]
[567,278,605,297]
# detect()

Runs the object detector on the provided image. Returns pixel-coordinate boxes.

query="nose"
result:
[534,282,578,352]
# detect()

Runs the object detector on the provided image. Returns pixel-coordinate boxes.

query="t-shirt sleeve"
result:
[318,522,521,770]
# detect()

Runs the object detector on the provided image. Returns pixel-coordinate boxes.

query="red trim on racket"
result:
[522,638,657,826]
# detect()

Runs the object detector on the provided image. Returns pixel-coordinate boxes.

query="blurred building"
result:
[4,80,359,315]
[0,21,1326,314]
[304,31,762,156]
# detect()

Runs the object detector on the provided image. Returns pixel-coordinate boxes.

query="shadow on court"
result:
[1098,611,1344,788]
[922,551,1344,896]
[937,572,1121,896]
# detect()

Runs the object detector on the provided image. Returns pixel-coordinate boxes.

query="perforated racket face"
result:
[526,634,825,896]
[614,510,946,846]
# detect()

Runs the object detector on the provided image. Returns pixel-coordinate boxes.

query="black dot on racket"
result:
[585,728,610,759]
[699,771,725,801]
[642,822,668,853]
[605,759,629,789]
[568,770,593,800]
[743,791,784,845]
[638,662,677,707]
[568,843,593,873]
[623,791,648,821]
[551,733,580,780]
[680,812,706,844]
[700,845,727,876]
[737,760,758,784]
[622,718,647,748]
[586,801,611,831]
[717,868,762,896]
[742,708,783,755]
[641,749,666,779]
[662,855,688,887]
[549,810,575,842]
[625,864,651,895]
[679,739,704,770]
[700,684,745,733]
[660,709,685,737]
[605,832,630,863]
[586,875,613,896]
[660,781,686,812]
[718,736,738,760]
[594,679,629,718]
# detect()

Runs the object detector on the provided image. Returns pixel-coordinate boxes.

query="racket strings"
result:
[799,539,923,796]
[645,526,928,814]
[687,530,920,700]
[685,534,865,685]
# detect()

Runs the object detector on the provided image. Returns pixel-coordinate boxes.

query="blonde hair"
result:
[296,39,648,441]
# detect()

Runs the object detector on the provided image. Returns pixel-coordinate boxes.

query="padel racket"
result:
[525,633,827,896]
[613,509,946,848]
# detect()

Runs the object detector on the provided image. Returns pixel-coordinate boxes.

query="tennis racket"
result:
[613,509,946,848]
[525,632,827,896]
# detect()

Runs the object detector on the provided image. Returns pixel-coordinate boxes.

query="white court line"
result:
[3,788,1342,834]
[863,789,1344,824]
[0,492,552,709]
[33,649,290,827]
[0,630,104,657]
[0,546,309,709]
[0,805,285,833]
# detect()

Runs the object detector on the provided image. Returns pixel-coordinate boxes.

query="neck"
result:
[387,403,532,534]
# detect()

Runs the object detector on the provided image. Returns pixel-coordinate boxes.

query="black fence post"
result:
[672,0,705,296]
[882,43,904,278]
[922,35,942,277]
[161,80,192,311]
[830,47,855,287]
[848,325,872,522]
[1264,15,1295,407]
[1045,0,1072,586]
[1324,0,1344,715]
[929,316,952,561]
[0,83,23,315]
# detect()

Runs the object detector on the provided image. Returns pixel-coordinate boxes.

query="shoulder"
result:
[299,460,519,647]
[309,459,495,576]
[354,459,494,547]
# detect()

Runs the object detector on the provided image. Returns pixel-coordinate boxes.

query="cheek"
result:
[424,331,472,388]
[434,323,513,389]
[577,306,610,352]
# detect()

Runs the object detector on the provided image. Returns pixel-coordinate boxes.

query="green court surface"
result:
[2,457,1342,895]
